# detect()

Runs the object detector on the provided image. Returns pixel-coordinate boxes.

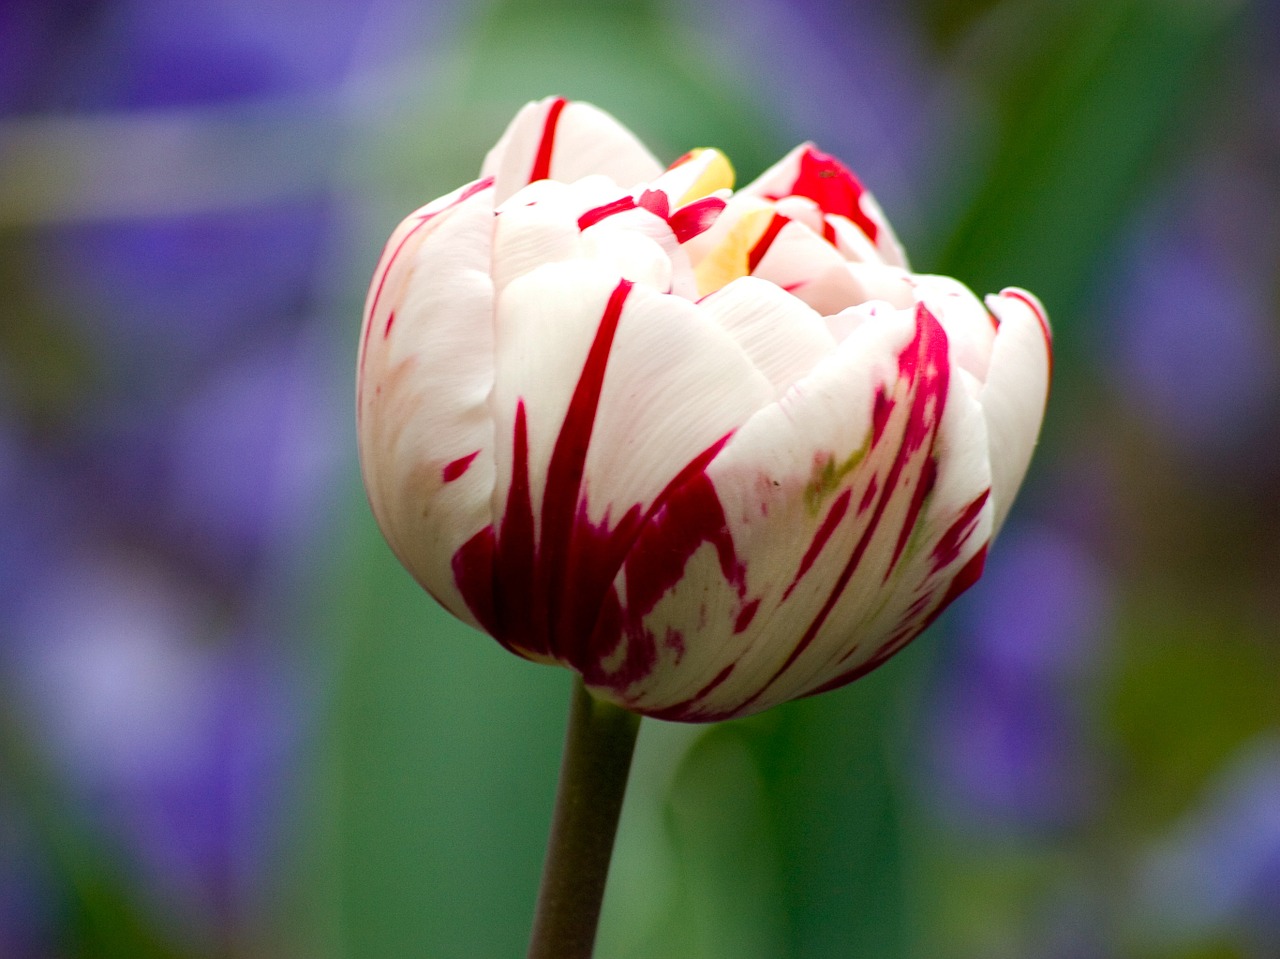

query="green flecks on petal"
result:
[804,437,869,515]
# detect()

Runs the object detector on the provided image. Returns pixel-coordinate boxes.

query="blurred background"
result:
[1,0,1277,957]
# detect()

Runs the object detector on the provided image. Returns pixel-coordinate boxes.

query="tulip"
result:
[357,96,1051,724]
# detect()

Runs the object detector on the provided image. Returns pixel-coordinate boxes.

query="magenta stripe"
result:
[740,307,948,708]
[930,489,989,572]
[647,661,737,721]
[782,487,852,602]
[578,196,637,230]
[442,450,481,482]
[747,213,788,272]
[540,280,633,656]
[530,97,568,183]
[495,401,540,652]
[804,543,990,699]
[668,196,726,243]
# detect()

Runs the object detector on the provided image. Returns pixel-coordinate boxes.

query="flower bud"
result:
[357,97,1051,721]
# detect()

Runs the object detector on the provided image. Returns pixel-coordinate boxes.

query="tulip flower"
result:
[357,97,1050,959]
[358,96,1051,723]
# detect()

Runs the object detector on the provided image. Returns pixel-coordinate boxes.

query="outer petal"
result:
[595,301,993,719]
[482,97,664,204]
[910,274,998,383]
[453,262,774,670]
[497,177,702,298]
[697,276,837,396]
[981,288,1053,536]
[357,178,498,627]
[740,143,908,268]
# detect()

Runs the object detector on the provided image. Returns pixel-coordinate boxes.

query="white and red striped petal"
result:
[482,97,664,205]
[452,262,773,668]
[982,288,1053,536]
[585,300,993,719]
[357,177,498,628]
[359,97,1051,722]
[741,143,908,268]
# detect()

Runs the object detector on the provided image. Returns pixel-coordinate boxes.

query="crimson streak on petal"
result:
[782,487,852,602]
[667,196,727,243]
[741,304,950,711]
[540,280,634,660]
[529,97,568,183]
[442,450,481,482]
[577,193,727,245]
[452,281,739,682]
[578,196,637,230]
[583,433,743,703]
[787,147,880,244]
[748,213,789,272]
[804,544,988,699]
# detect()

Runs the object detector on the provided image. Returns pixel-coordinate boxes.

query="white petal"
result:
[981,288,1052,536]
[491,200,582,297]
[740,143,813,201]
[580,227,674,293]
[482,97,663,204]
[495,177,700,299]
[750,219,855,312]
[854,189,910,269]
[910,274,998,382]
[698,276,837,395]
[357,179,498,628]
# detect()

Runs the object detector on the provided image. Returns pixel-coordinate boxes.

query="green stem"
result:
[527,676,641,959]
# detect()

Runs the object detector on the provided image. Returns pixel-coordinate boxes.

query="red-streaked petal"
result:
[357,179,498,629]
[593,300,993,720]
[667,195,727,244]
[910,274,998,383]
[482,97,663,204]
[477,262,772,664]
[981,288,1052,536]
[743,143,908,268]
[581,306,876,716]
[747,217,860,314]
[493,177,693,297]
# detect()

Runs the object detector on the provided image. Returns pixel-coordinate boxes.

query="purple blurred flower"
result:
[0,0,448,946]
[48,0,386,111]
[162,329,344,581]
[1108,165,1279,459]
[921,523,1111,832]
[1133,736,1280,956]
[38,328,344,592]
[39,203,335,390]
[0,415,72,616]
[0,1,97,115]
[8,548,300,930]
